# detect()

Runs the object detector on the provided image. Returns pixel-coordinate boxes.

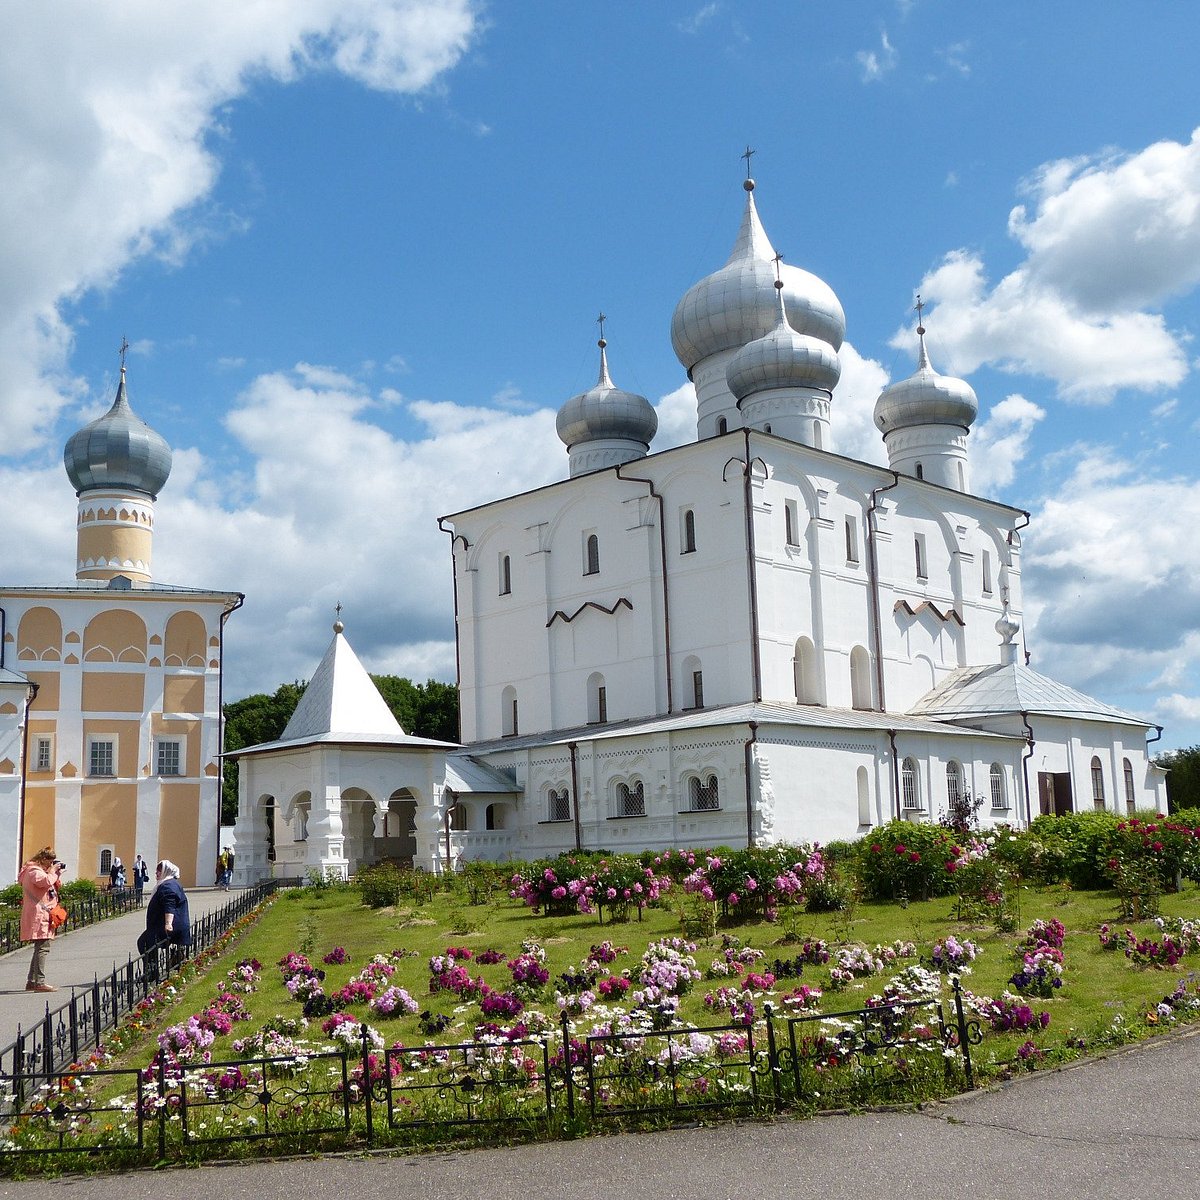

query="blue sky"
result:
[2,2,1198,751]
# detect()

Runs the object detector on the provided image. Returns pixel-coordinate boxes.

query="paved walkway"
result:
[0,888,244,1051]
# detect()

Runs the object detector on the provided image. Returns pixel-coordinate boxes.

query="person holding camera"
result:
[137,859,191,977]
[19,847,65,992]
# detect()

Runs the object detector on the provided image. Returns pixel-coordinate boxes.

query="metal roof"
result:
[908,662,1149,727]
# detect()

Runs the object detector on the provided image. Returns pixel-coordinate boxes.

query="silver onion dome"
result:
[726,282,841,401]
[556,339,658,450]
[873,328,978,434]
[671,180,846,375]
[64,367,173,498]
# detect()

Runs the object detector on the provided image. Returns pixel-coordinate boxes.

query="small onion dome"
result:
[995,604,1021,645]
[556,339,658,450]
[64,368,173,498]
[671,180,845,375]
[726,282,841,402]
[873,329,978,435]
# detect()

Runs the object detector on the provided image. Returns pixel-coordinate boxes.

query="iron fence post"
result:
[560,1010,574,1120]
[360,1024,374,1144]
[157,1051,167,1160]
[952,977,974,1089]
[764,1002,783,1111]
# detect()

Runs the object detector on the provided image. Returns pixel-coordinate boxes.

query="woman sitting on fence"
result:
[137,860,192,972]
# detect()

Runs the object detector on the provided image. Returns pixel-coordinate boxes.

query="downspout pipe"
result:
[568,741,582,852]
[887,728,901,821]
[218,593,245,845]
[437,520,468,740]
[1009,509,1032,662]
[1020,711,1035,828]
[741,431,763,702]
[743,721,758,848]
[614,464,673,714]
[17,680,39,868]
[866,471,902,713]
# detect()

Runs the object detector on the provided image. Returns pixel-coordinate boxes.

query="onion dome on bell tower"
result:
[671,151,845,441]
[63,342,173,582]
[873,297,978,492]
[725,257,841,448]
[556,316,658,478]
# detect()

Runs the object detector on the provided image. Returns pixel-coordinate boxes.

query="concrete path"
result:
[0,888,245,1052]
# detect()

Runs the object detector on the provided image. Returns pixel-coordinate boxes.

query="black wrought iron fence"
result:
[0,989,985,1169]
[0,881,277,1100]
[0,889,144,956]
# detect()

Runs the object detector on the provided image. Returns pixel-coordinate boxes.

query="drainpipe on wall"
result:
[1021,712,1035,828]
[887,728,901,821]
[437,521,468,738]
[443,789,454,874]
[743,721,758,848]
[866,471,901,714]
[1008,509,1032,663]
[217,593,245,851]
[17,680,39,868]
[568,741,582,852]
[613,465,673,715]
[741,431,764,702]
[1146,724,1165,811]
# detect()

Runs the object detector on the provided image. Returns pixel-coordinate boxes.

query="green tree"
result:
[1156,745,1200,813]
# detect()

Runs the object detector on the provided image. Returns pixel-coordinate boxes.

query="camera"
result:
[55,861,66,870]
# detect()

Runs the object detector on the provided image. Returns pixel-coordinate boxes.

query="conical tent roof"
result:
[280,627,405,741]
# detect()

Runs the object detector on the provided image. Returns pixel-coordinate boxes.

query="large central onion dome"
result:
[671,179,846,376]
[556,332,657,477]
[873,327,978,436]
[64,367,173,498]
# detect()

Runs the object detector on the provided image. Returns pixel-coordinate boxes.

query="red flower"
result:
[870,844,882,854]
[946,861,958,873]
[909,852,920,863]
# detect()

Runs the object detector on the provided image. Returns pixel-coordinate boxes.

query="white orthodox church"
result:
[229,176,1168,882]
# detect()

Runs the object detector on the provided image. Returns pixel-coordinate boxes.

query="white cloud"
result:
[1151,398,1179,420]
[652,383,698,451]
[1021,453,1200,744]
[831,342,890,465]
[971,393,1045,495]
[896,129,1200,403]
[0,1,480,454]
[936,41,971,78]
[856,31,897,83]
[676,3,720,35]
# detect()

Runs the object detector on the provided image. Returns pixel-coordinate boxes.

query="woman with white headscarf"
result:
[137,859,192,963]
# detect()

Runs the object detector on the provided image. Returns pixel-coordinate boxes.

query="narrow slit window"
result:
[584,533,600,576]
[682,509,697,554]
[844,518,859,565]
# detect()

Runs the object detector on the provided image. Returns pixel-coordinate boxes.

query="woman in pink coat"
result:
[19,847,64,992]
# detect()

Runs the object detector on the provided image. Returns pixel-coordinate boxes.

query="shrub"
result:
[60,877,100,903]
[1,882,24,908]
[1028,812,1122,889]
[853,820,957,901]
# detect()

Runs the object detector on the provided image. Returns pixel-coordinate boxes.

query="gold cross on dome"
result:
[741,145,756,178]
[119,336,130,368]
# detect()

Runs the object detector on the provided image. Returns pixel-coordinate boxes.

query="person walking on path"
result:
[133,854,149,900]
[137,860,191,974]
[220,847,235,891]
[19,847,65,992]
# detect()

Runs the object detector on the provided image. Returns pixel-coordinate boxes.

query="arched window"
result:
[548,788,571,823]
[264,797,277,862]
[989,763,1007,809]
[794,636,821,705]
[499,553,511,596]
[1091,756,1105,810]
[587,672,607,724]
[857,766,871,826]
[813,422,823,451]
[688,775,719,811]
[901,758,920,810]
[946,761,964,811]
[1123,758,1136,814]
[850,645,872,710]
[682,508,697,554]
[615,780,645,818]
[448,801,467,831]
[784,500,799,547]
[501,686,518,737]
[99,847,113,876]
[486,804,504,831]
[914,534,927,580]
[716,417,728,435]
[584,533,600,576]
